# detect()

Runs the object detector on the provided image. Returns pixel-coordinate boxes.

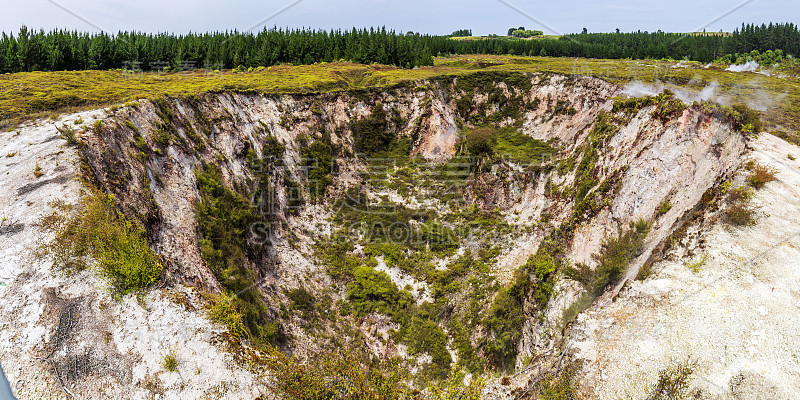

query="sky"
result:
[1,0,796,36]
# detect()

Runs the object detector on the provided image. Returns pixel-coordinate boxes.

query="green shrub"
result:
[612,95,658,115]
[552,99,577,116]
[125,119,139,133]
[729,104,763,134]
[33,163,44,178]
[195,163,283,347]
[464,127,496,157]
[418,221,459,257]
[723,186,758,226]
[573,112,620,214]
[39,187,162,295]
[263,135,286,161]
[694,101,763,134]
[208,292,247,338]
[98,219,162,294]
[493,127,553,164]
[651,90,686,122]
[686,254,708,272]
[347,265,413,318]
[317,239,360,280]
[402,318,452,380]
[301,139,333,200]
[726,186,753,203]
[196,164,261,297]
[591,219,651,294]
[265,347,412,400]
[351,104,393,155]
[724,202,758,226]
[287,286,316,312]
[482,271,526,370]
[426,370,485,400]
[525,253,557,308]
[56,124,79,145]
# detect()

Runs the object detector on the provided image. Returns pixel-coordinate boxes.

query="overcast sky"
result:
[1,0,795,36]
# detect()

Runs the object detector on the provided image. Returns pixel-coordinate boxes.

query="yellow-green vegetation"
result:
[311,117,539,378]
[693,101,763,135]
[569,111,623,217]
[207,292,247,339]
[162,350,179,372]
[300,135,335,200]
[656,200,673,217]
[347,266,413,318]
[686,254,708,273]
[316,240,459,381]
[614,89,702,124]
[39,186,162,295]
[593,219,652,292]
[3,55,796,139]
[265,348,410,399]
[482,271,527,370]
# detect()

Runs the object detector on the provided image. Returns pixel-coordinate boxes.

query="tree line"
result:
[0,23,797,73]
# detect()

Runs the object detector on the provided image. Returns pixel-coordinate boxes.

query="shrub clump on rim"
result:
[745,161,777,189]
[39,187,162,295]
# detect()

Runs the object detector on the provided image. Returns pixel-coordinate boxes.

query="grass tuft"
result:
[162,350,179,372]
[56,124,79,146]
[33,163,44,178]
[686,254,708,272]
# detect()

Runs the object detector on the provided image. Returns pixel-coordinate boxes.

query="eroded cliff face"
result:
[1,71,771,399]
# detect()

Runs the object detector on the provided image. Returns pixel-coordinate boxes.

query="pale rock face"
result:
[565,134,800,399]
[411,97,460,162]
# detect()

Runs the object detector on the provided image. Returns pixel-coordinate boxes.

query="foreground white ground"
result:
[569,133,800,399]
[0,113,264,399]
